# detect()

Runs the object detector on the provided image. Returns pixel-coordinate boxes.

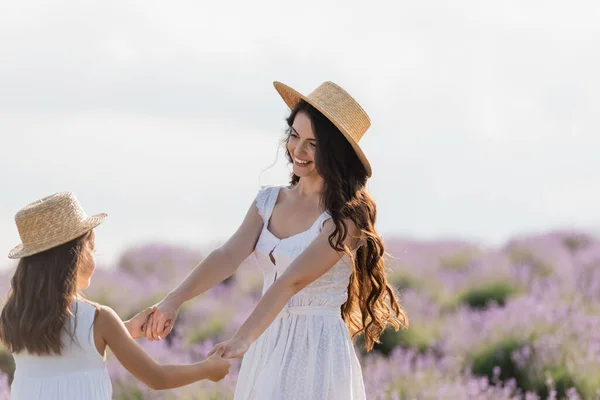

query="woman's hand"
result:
[146,295,182,341]
[124,305,157,339]
[208,336,251,359]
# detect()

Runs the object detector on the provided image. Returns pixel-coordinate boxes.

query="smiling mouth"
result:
[294,157,312,167]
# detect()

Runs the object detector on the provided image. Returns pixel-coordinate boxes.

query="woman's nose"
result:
[294,141,309,156]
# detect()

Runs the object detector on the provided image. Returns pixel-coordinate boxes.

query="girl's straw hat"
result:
[8,192,107,259]
[273,81,373,177]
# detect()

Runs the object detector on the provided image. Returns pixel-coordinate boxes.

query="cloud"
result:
[1,0,599,267]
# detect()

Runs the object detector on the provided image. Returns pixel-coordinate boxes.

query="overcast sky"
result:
[1,0,599,268]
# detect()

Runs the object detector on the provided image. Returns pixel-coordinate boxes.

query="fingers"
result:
[151,313,163,340]
[221,359,232,379]
[143,308,173,341]
[222,341,246,359]
[143,305,157,318]
[140,306,157,334]
[207,343,222,357]
[158,317,172,338]
[156,317,165,336]
[223,348,236,359]
[146,313,154,341]
[152,313,167,340]
[214,345,225,358]
[158,320,173,338]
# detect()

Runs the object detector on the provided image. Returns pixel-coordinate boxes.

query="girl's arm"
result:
[97,305,231,390]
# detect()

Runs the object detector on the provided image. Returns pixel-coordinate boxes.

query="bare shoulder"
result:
[280,184,308,202]
[95,305,125,333]
[322,216,359,232]
[96,304,119,320]
[321,217,360,249]
[279,185,293,195]
[274,185,290,203]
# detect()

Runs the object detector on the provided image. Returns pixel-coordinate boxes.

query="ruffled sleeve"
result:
[255,186,273,222]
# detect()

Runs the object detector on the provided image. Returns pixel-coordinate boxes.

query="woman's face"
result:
[287,112,319,178]
[77,233,96,290]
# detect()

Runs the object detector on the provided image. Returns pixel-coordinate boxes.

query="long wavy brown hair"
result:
[283,100,408,351]
[0,230,95,355]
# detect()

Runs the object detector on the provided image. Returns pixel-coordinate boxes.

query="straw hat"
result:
[273,80,373,177]
[8,192,107,259]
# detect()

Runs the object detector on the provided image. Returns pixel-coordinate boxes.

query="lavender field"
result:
[1,231,600,399]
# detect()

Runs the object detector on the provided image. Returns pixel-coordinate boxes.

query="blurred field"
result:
[1,231,599,399]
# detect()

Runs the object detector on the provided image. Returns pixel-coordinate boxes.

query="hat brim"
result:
[8,213,108,259]
[273,81,372,177]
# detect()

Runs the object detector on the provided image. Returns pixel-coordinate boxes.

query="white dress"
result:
[10,299,112,400]
[234,185,366,400]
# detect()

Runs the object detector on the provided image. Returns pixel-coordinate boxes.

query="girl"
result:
[146,81,408,399]
[0,192,231,400]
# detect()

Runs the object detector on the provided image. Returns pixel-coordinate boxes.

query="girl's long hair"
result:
[0,230,94,355]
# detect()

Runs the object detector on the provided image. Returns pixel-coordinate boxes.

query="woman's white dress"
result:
[234,185,366,400]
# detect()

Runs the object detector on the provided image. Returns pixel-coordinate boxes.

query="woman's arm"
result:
[97,306,231,389]
[210,219,360,358]
[148,199,264,340]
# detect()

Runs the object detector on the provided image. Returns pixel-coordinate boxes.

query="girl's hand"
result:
[124,306,157,339]
[203,347,232,382]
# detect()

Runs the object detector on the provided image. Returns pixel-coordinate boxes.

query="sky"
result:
[1,0,599,268]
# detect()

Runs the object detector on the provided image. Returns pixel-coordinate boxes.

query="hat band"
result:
[19,220,91,248]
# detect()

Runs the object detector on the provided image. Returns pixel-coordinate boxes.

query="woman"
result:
[146,81,408,399]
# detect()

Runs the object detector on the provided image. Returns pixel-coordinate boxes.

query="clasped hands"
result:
[126,298,250,359]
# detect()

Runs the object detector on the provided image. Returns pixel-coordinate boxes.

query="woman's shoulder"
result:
[254,185,286,216]
[256,184,287,195]
[321,213,366,250]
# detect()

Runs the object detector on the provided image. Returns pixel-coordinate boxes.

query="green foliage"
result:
[440,252,473,271]
[508,248,553,277]
[459,281,517,309]
[470,337,525,383]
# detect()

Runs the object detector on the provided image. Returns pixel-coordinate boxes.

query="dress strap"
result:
[255,186,281,223]
[315,213,366,250]
[263,186,282,223]
[72,299,100,354]
[315,211,332,232]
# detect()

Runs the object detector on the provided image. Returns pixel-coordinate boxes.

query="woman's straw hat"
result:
[273,81,373,177]
[8,192,107,259]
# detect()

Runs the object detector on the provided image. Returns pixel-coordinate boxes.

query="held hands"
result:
[136,297,251,362]
[125,305,157,339]
[204,347,232,382]
[145,296,181,341]
[208,336,251,359]
[128,303,231,383]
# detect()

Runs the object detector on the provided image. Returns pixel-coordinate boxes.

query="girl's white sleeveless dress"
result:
[234,186,366,400]
[10,299,112,400]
